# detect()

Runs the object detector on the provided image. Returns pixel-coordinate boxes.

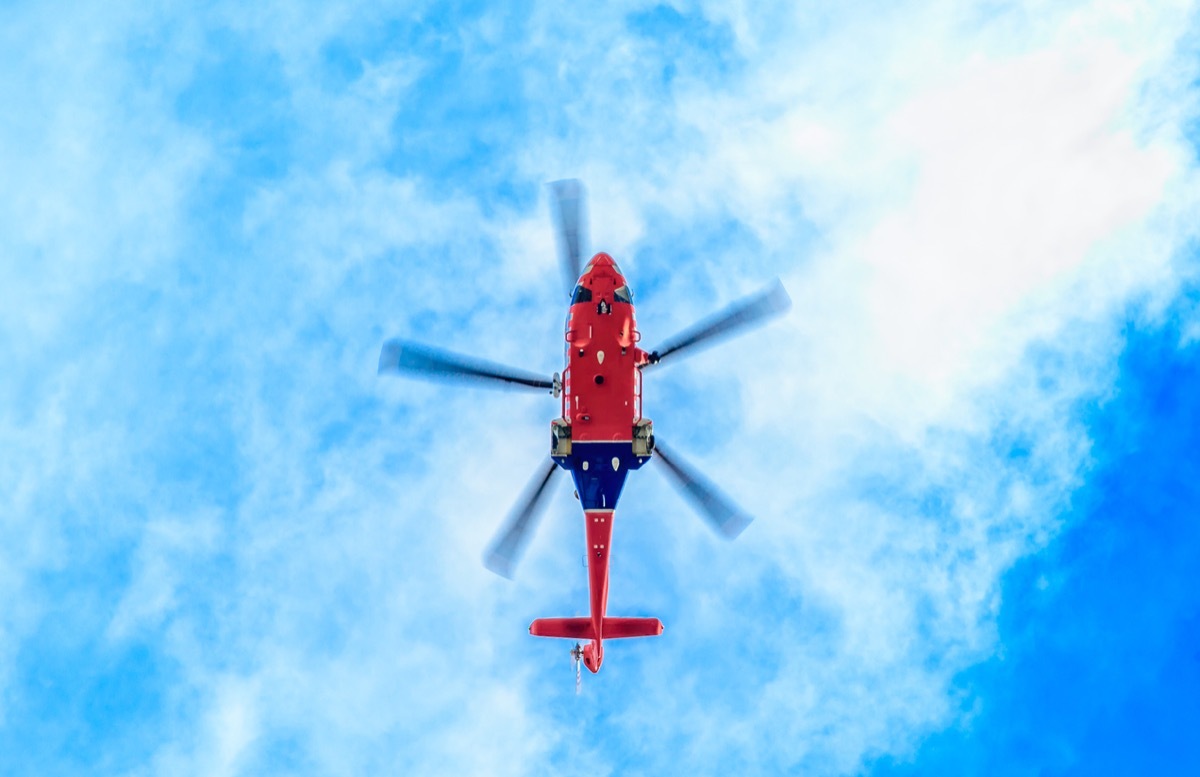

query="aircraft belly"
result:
[568,442,649,511]
[567,307,639,442]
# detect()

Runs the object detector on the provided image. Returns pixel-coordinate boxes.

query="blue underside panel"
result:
[555,442,650,511]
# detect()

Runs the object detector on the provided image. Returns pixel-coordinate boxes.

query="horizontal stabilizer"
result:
[530,617,593,639]
[603,617,664,638]
[529,617,664,640]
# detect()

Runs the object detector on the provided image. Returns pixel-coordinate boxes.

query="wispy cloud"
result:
[1,0,1197,774]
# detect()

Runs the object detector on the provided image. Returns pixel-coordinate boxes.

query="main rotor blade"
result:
[378,339,554,392]
[653,438,752,539]
[483,458,561,578]
[646,278,791,368]
[549,179,587,296]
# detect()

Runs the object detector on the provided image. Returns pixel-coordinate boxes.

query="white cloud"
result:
[107,513,222,642]
[2,0,1198,774]
[485,1,1199,771]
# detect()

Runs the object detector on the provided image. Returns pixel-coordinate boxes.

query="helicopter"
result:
[378,180,790,677]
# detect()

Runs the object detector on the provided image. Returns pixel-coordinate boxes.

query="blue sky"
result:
[2,1,1199,774]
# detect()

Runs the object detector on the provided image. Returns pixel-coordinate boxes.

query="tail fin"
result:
[529,617,663,640]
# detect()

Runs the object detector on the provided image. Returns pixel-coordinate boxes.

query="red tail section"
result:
[530,511,662,673]
[529,616,663,640]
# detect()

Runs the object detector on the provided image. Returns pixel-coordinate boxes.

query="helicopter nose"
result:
[585,252,622,276]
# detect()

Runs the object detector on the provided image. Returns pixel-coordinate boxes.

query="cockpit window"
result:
[572,285,593,304]
[613,285,633,304]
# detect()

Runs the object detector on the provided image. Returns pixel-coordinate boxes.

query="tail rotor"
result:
[571,642,584,695]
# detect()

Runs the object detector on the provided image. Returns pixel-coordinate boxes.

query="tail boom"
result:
[531,509,662,673]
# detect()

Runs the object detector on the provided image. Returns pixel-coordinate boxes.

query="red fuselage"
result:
[562,252,646,439]
[529,253,663,672]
